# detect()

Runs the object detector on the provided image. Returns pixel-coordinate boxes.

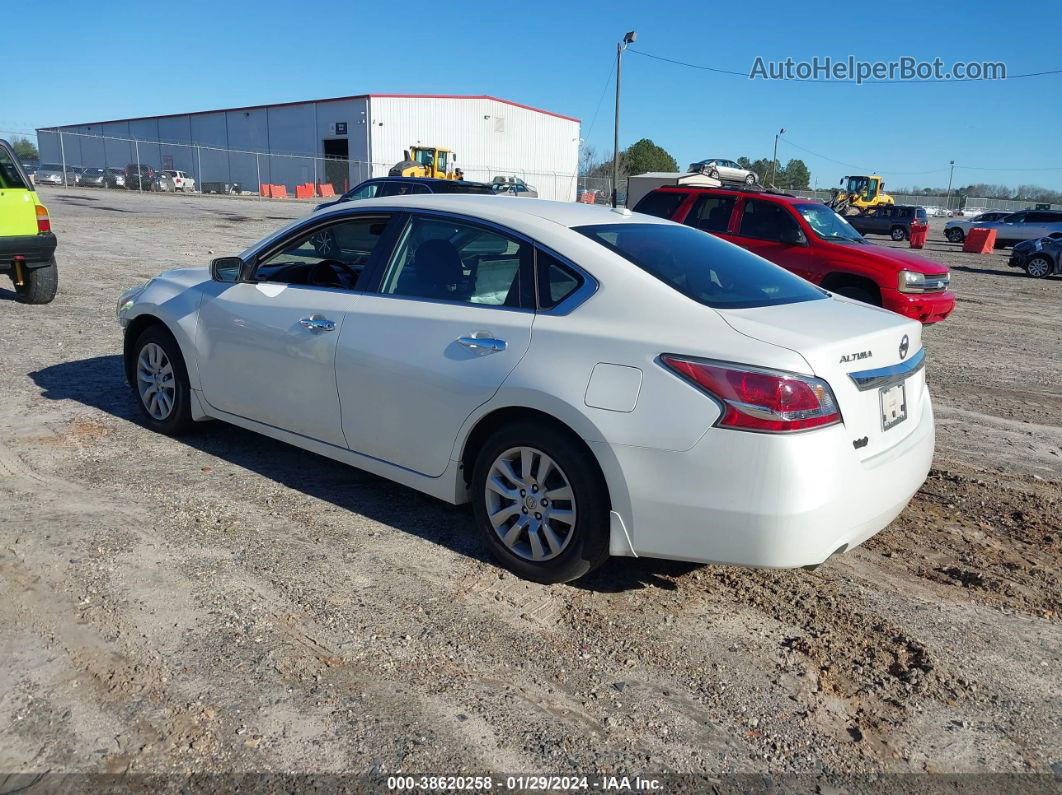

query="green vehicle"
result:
[0,138,58,303]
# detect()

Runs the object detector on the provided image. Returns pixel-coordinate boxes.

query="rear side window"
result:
[632,190,685,219]
[685,194,736,233]
[575,223,825,309]
[0,146,28,190]
[737,199,803,243]
[536,250,583,309]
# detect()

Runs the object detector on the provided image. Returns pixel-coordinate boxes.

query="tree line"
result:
[581,140,812,190]
[892,182,1062,203]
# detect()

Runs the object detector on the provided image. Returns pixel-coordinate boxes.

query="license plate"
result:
[880,382,907,431]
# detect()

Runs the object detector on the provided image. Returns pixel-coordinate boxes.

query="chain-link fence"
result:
[26,129,583,202]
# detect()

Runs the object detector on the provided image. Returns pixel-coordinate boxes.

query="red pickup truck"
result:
[633,186,955,324]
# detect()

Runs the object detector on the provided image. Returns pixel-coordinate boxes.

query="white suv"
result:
[161,170,195,192]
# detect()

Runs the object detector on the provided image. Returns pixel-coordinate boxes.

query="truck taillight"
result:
[661,355,841,433]
[36,205,51,233]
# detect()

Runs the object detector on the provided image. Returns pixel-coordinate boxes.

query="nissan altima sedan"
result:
[116,195,934,583]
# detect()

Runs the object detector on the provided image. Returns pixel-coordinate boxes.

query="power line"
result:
[583,58,617,141]
[627,48,1062,84]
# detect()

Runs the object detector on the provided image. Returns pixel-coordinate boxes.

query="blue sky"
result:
[6,0,1061,190]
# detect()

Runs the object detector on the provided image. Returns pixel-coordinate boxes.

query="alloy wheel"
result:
[1026,256,1051,278]
[136,342,176,420]
[485,446,577,562]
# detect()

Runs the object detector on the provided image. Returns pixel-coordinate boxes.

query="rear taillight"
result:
[35,204,51,234]
[661,355,841,433]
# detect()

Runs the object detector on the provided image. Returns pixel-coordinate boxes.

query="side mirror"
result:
[211,256,243,283]
[780,227,807,246]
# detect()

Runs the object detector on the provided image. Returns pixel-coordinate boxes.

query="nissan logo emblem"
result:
[899,335,910,360]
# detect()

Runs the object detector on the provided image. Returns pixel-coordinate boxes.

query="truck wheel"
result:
[1024,255,1052,279]
[831,284,880,306]
[14,257,59,305]
[891,226,907,241]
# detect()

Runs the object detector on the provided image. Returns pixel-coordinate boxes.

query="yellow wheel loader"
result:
[389,146,463,180]
[827,175,894,215]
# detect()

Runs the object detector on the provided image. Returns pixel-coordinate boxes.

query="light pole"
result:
[767,127,785,187]
[945,159,955,212]
[612,30,636,207]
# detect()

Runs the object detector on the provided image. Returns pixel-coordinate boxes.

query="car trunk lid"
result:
[717,297,926,461]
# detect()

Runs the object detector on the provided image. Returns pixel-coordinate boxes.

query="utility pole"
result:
[945,160,955,212]
[767,128,785,187]
[612,30,636,207]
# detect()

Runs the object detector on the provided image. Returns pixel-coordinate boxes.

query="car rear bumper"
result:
[594,388,934,568]
[881,288,955,324]
[0,233,58,268]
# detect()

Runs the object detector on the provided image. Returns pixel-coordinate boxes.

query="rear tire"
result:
[130,325,195,435]
[471,421,610,584]
[1024,255,1052,279]
[14,257,58,304]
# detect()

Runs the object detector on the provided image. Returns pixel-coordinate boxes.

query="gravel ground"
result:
[1,187,1060,786]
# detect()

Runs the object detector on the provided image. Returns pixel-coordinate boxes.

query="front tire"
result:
[831,284,880,306]
[471,421,610,584]
[945,227,965,243]
[1024,255,1052,279]
[745,173,756,184]
[131,325,194,435]
[14,257,58,304]
[891,226,907,241]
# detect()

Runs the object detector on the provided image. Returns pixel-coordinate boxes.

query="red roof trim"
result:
[42,93,579,131]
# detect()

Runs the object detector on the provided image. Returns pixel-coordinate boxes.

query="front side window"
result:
[253,216,390,289]
[737,199,803,242]
[380,216,530,307]
[795,203,864,243]
[575,223,825,309]
[685,194,736,232]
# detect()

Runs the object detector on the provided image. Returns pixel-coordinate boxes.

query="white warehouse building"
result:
[36,94,581,201]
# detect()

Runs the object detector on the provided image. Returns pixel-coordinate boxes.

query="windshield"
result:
[41,163,63,171]
[84,168,104,176]
[575,223,826,310]
[0,145,29,190]
[796,203,865,243]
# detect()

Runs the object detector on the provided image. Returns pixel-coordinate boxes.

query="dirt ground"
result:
[1,187,1059,786]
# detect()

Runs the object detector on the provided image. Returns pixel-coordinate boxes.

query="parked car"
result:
[0,139,58,303]
[491,176,538,198]
[161,170,195,192]
[69,166,85,186]
[20,161,39,183]
[1008,231,1062,278]
[79,167,109,188]
[688,158,758,185]
[943,210,1012,243]
[968,209,1062,247]
[116,195,934,583]
[35,163,75,186]
[105,167,126,188]
[314,176,494,212]
[154,172,177,192]
[846,205,928,241]
[632,185,954,323]
[124,163,156,191]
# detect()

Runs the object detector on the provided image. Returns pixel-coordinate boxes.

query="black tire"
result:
[709,169,720,179]
[130,324,195,435]
[1024,255,1053,279]
[831,284,880,306]
[890,226,907,241]
[471,421,610,584]
[945,227,965,243]
[744,173,756,184]
[14,257,58,304]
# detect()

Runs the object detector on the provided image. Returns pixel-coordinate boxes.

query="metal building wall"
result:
[368,97,580,201]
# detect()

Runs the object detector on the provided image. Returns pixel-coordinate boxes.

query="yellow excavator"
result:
[827,175,894,215]
[389,146,463,180]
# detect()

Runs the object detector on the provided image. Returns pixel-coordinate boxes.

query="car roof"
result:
[316,193,673,230]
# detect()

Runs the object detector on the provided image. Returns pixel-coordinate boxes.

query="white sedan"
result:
[116,195,934,583]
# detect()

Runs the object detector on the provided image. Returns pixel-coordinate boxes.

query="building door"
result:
[322,138,349,194]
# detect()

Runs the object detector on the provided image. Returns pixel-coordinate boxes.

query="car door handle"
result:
[458,333,506,353]
[298,314,336,333]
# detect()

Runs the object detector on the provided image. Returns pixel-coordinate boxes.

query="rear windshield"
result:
[575,223,826,309]
[0,146,28,189]
[433,182,494,194]
[632,190,686,219]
